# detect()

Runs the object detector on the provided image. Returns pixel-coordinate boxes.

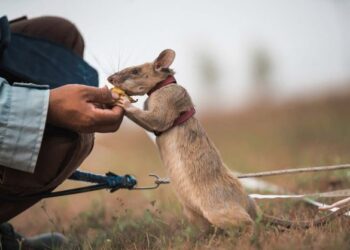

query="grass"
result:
[61,201,350,250]
[10,90,350,249]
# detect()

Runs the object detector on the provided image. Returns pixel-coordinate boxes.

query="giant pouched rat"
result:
[108,49,349,232]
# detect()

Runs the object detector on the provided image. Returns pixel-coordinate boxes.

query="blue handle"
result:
[69,170,137,191]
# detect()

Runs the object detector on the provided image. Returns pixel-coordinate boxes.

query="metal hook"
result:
[132,174,170,190]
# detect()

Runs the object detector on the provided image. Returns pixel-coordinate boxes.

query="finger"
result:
[91,105,124,126]
[116,100,124,107]
[93,108,124,132]
[86,86,119,104]
[94,122,123,133]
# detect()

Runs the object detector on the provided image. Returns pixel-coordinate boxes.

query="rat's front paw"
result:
[116,95,132,111]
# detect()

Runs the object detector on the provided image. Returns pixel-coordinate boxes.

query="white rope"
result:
[307,198,350,216]
[249,189,350,199]
[239,163,350,216]
[250,194,350,217]
[319,197,350,211]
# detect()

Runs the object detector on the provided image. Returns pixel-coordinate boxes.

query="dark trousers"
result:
[0,16,94,223]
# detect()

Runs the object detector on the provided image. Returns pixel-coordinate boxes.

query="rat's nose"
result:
[107,75,114,83]
[108,75,121,85]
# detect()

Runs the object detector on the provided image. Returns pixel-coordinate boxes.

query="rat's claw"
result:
[116,96,132,111]
[118,96,131,109]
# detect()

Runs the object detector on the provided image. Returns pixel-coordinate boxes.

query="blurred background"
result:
[3,0,350,109]
[2,0,350,237]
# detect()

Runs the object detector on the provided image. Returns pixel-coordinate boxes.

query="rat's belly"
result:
[156,134,188,185]
[155,123,224,209]
[155,130,200,206]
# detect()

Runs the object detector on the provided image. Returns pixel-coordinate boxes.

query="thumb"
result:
[86,86,119,104]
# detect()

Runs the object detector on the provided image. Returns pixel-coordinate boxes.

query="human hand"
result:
[47,84,124,133]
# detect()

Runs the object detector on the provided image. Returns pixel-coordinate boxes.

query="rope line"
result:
[239,164,350,217]
[237,163,350,178]
[249,189,350,199]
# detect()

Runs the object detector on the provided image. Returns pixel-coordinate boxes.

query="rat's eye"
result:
[131,68,140,75]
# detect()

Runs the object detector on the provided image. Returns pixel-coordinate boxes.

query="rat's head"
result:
[107,49,176,96]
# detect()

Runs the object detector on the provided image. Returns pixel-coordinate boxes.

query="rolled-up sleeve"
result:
[0,77,49,173]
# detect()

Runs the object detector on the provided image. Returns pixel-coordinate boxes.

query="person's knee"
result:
[0,128,93,194]
[34,127,94,190]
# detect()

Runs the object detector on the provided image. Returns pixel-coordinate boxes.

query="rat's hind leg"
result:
[183,206,211,232]
[202,204,254,235]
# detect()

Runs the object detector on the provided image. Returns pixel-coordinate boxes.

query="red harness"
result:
[147,75,196,136]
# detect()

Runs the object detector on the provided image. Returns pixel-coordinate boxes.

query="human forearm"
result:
[0,78,49,173]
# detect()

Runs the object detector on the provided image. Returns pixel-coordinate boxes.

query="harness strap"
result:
[154,107,196,136]
[147,75,177,96]
[147,75,196,136]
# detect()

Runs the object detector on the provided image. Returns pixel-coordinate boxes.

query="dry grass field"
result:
[10,90,350,249]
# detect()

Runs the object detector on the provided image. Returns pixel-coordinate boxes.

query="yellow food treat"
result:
[111,87,137,103]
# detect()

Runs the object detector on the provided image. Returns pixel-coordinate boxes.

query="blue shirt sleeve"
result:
[0,77,49,173]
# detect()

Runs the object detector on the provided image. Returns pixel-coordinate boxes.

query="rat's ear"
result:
[154,49,175,71]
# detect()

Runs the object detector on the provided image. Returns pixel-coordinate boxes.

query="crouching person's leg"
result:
[0,125,94,223]
[0,126,93,249]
